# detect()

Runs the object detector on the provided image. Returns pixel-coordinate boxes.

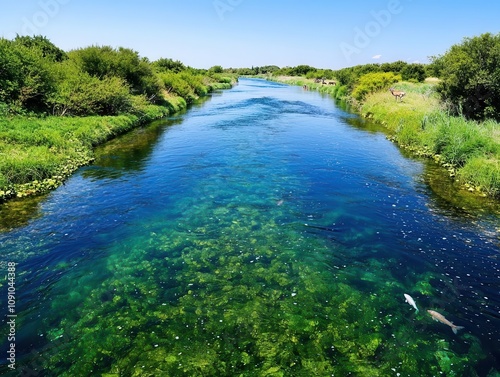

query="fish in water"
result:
[276,199,284,206]
[404,294,419,313]
[427,310,464,334]
[303,224,339,233]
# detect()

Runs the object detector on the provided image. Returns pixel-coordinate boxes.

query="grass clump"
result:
[361,83,500,196]
[0,112,168,200]
[459,156,500,196]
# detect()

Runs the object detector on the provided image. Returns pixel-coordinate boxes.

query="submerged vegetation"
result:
[0,36,236,201]
[22,176,486,376]
[270,32,500,199]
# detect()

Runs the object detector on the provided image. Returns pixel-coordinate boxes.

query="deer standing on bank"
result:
[389,87,406,102]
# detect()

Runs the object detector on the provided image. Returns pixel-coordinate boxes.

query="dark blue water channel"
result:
[1,78,499,376]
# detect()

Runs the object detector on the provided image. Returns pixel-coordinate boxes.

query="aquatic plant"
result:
[26,173,486,376]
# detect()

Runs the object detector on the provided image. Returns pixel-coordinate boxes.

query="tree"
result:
[208,65,224,74]
[0,38,56,111]
[380,61,407,73]
[13,35,67,62]
[153,58,186,73]
[290,65,316,76]
[401,63,426,82]
[432,33,500,121]
[69,46,161,99]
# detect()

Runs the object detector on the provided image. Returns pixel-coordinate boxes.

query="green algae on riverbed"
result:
[31,196,485,376]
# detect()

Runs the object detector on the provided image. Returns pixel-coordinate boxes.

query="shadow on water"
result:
[82,117,184,180]
[421,159,500,218]
[0,194,48,232]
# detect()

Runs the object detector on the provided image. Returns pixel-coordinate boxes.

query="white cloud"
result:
[372,54,382,59]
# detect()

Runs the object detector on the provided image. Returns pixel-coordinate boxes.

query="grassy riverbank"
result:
[0,36,238,202]
[0,81,236,202]
[361,83,500,196]
[272,76,500,198]
[0,108,165,201]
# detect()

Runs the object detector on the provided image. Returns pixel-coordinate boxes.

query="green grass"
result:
[0,107,170,200]
[459,156,500,196]
[362,82,500,196]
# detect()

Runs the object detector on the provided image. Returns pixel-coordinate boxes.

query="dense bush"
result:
[47,61,132,116]
[352,72,401,101]
[13,35,67,62]
[153,58,186,73]
[180,72,209,97]
[432,33,500,121]
[0,35,236,119]
[380,61,407,73]
[0,38,56,112]
[159,72,196,102]
[401,63,426,82]
[334,64,382,88]
[69,46,161,98]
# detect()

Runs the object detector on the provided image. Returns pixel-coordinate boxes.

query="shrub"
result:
[180,72,208,97]
[69,46,161,98]
[401,64,426,82]
[48,61,132,116]
[159,72,195,102]
[432,33,500,121]
[352,72,401,101]
[0,38,56,111]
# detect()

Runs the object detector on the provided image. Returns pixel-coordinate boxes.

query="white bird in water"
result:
[404,294,419,313]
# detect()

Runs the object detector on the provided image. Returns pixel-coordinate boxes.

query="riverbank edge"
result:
[269,75,498,199]
[0,83,234,203]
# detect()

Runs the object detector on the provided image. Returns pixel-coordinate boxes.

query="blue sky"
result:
[1,0,499,69]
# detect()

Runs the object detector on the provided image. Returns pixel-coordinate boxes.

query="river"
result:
[1,78,499,376]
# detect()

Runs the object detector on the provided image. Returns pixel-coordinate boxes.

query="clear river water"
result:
[1,78,499,376]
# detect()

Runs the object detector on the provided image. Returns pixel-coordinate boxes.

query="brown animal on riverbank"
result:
[389,87,406,102]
